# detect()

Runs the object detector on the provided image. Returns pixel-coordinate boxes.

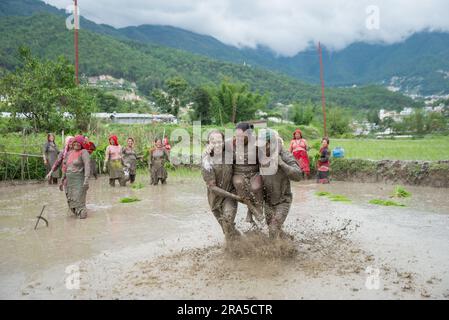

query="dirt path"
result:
[0,176,448,299]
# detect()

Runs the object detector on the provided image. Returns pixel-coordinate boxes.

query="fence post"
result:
[4,153,7,181]
[21,155,24,181]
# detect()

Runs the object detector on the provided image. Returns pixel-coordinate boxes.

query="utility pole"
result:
[318,41,327,137]
[74,0,79,85]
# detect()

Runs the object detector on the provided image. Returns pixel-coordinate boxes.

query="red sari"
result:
[289,138,310,175]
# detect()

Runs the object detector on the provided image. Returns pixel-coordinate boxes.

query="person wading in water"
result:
[43,133,60,184]
[289,128,310,179]
[149,138,169,185]
[201,130,243,243]
[122,137,140,184]
[63,135,90,219]
[83,135,97,179]
[103,135,126,187]
[230,122,267,231]
[258,129,302,238]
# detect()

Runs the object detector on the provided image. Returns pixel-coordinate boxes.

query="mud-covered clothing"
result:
[43,141,60,180]
[105,145,125,183]
[149,147,169,185]
[261,150,302,237]
[317,147,330,184]
[63,149,90,218]
[202,151,239,240]
[123,147,138,176]
[83,142,97,178]
[123,146,138,183]
[230,139,264,224]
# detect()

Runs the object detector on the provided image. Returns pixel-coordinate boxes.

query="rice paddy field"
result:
[326,136,449,161]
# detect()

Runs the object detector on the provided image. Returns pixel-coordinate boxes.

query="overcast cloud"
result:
[45,0,449,56]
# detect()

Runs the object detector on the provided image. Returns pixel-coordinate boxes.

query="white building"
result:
[399,107,413,116]
[93,112,177,124]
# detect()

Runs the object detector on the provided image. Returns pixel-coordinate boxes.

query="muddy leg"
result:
[129,174,136,184]
[119,177,126,187]
[267,202,291,239]
[221,198,240,241]
[109,178,115,187]
[232,175,253,223]
[77,207,87,219]
[249,174,265,224]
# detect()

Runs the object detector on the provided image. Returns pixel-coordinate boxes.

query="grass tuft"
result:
[369,199,405,207]
[120,197,141,203]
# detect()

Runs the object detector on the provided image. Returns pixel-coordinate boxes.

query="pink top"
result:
[106,145,122,161]
[289,138,307,153]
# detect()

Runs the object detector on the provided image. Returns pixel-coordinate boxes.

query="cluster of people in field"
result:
[201,123,331,241]
[43,134,171,219]
[42,125,331,240]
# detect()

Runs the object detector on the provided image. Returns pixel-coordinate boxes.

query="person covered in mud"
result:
[103,135,126,187]
[46,135,74,183]
[42,133,60,184]
[257,129,302,238]
[289,128,310,179]
[316,137,330,184]
[122,137,140,184]
[63,135,90,219]
[231,122,267,230]
[201,130,241,242]
[83,136,98,179]
[149,138,169,185]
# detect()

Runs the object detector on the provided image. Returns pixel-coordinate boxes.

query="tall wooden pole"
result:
[318,41,327,137]
[74,0,79,85]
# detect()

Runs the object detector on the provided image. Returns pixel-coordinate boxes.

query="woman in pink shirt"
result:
[289,128,310,178]
[103,135,126,187]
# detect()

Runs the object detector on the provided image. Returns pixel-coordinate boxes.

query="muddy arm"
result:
[209,185,242,202]
[209,185,264,218]
[279,151,302,181]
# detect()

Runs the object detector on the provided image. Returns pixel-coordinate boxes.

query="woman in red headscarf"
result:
[103,135,126,187]
[63,135,91,219]
[289,129,310,178]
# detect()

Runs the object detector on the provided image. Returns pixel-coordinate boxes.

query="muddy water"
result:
[0,175,448,299]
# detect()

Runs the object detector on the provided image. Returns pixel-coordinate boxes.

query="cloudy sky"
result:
[45,0,449,56]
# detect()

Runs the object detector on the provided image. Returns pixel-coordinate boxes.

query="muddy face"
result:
[208,132,224,156]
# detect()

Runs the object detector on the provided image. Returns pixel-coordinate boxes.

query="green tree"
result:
[0,47,96,132]
[166,76,189,116]
[367,109,381,125]
[192,86,212,124]
[327,107,350,136]
[151,76,190,116]
[425,112,446,132]
[290,103,314,125]
[414,109,425,135]
[210,79,267,125]
[151,88,171,114]
[95,89,121,113]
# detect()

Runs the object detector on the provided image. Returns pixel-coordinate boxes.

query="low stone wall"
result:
[330,158,449,188]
